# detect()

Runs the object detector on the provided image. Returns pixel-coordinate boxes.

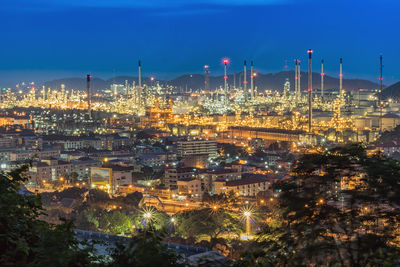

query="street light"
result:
[144,212,152,227]
[243,211,251,235]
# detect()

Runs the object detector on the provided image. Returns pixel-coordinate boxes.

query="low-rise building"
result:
[177,139,218,157]
[111,165,135,191]
[381,113,400,131]
[29,158,72,183]
[10,148,60,161]
[138,153,166,167]
[165,167,196,189]
[0,135,17,148]
[177,178,202,198]
[214,176,271,197]
[70,158,102,180]
[199,169,241,193]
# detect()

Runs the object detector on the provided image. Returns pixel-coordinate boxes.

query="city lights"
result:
[1,1,398,265]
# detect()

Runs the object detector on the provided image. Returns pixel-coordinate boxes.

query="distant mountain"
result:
[170,71,379,93]
[43,77,108,91]
[42,71,379,92]
[43,76,161,92]
[383,81,400,99]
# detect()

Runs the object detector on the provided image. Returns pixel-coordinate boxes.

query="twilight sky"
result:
[0,0,399,87]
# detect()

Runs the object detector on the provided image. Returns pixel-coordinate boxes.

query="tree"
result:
[375,124,400,144]
[136,130,155,140]
[176,208,242,248]
[132,166,164,185]
[0,166,100,266]
[58,187,87,201]
[75,208,99,232]
[219,143,248,158]
[110,230,185,267]
[254,144,400,266]
[202,192,238,208]
[87,189,110,203]
[114,191,143,209]
[267,141,290,151]
[99,210,132,235]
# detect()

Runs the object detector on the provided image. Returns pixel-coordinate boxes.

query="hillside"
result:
[170,71,379,93]
[383,81,400,99]
[42,71,379,92]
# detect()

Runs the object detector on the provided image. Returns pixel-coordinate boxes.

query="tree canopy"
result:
[250,144,400,266]
[0,166,98,266]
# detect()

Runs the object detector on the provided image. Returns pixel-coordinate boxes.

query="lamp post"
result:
[243,211,251,234]
[144,212,152,228]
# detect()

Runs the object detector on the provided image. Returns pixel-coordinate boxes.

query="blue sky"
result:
[0,0,399,86]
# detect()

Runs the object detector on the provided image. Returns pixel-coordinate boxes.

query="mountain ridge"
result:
[42,71,381,93]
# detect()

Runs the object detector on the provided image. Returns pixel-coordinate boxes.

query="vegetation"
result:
[2,144,400,266]
[245,144,400,266]
[176,208,243,248]
[375,124,400,144]
[110,230,185,267]
[0,166,98,266]
[0,166,186,266]
[132,165,164,183]
[136,130,156,140]
[219,143,248,158]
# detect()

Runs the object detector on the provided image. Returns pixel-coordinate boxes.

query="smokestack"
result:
[138,60,142,89]
[250,61,255,101]
[86,74,92,119]
[321,59,324,100]
[307,49,313,133]
[379,55,383,131]
[339,58,343,98]
[204,65,210,91]
[223,58,229,105]
[61,84,65,101]
[298,61,301,97]
[244,60,247,102]
[238,72,241,90]
[295,59,298,98]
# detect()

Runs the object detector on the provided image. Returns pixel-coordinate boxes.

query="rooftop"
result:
[225,177,268,186]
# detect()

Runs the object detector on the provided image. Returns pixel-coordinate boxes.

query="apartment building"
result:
[177,139,218,157]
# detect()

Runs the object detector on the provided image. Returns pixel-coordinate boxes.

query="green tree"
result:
[87,189,110,203]
[253,144,400,266]
[0,166,100,266]
[177,208,242,248]
[219,143,248,158]
[99,210,132,235]
[75,208,99,232]
[132,166,164,184]
[110,230,185,267]
[202,192,238,208]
